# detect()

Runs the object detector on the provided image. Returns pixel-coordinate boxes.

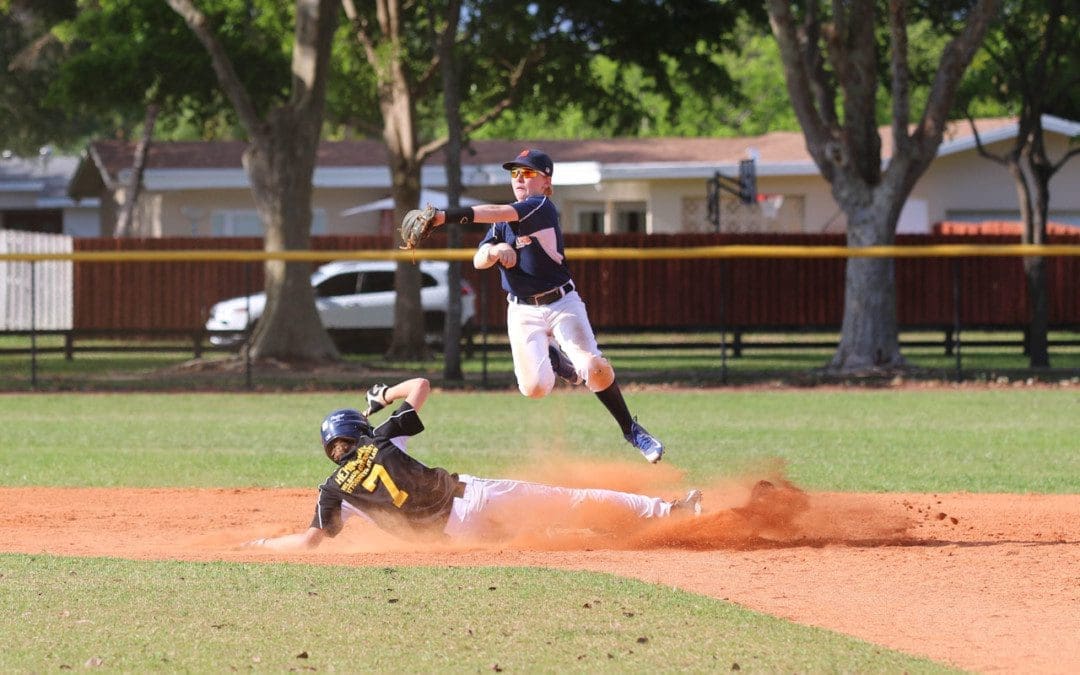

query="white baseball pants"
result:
[443,474,672,540]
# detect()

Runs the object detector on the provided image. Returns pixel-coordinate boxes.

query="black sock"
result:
[595,381,633,435]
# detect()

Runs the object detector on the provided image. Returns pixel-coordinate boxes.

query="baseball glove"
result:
[399,204,438,250]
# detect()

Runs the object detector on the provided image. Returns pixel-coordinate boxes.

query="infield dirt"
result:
[2,464,1077,673]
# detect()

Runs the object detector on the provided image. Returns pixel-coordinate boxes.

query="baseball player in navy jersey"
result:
[240,378,701,551]
[426,148,665,463]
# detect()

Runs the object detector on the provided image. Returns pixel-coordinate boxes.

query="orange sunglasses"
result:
[509,167,540,179]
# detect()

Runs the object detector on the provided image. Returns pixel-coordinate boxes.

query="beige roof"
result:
[81,117,1027,177]
[70,116,1070,202]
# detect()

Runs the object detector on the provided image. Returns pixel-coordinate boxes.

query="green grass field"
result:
[2,329,1078,391]
[1,387,1076,671]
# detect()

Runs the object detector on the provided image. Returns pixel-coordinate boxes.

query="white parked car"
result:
[205,260,476,352]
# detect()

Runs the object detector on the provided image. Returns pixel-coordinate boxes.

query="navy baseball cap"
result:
[502,149,554,177]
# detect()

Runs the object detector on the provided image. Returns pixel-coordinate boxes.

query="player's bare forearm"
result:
[383,377,431,411]
[471,204,518,223]
[242,527,324,551]
[474,243,517,270]
[474,244,497,269]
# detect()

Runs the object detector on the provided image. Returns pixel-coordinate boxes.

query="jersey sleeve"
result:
[510,196,557,236]
[309,482,345,536]
[373,402,424,442]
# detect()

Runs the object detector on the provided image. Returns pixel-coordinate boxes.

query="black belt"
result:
[510,281,574,306]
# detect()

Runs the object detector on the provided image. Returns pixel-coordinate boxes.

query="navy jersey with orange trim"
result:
[309,403,458,537]
[478,194,571,297]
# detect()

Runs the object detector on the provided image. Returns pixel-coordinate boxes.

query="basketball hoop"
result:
[757,193,784,220]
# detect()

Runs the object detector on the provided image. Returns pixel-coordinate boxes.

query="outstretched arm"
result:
[242,526,325,551]
[435,204,518,226]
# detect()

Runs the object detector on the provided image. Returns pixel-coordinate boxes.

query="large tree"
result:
[52,0,287,237]
[168,0,340,362]
[959,0,1080,367]
[766,0,1000,374]
[336,0,754,360]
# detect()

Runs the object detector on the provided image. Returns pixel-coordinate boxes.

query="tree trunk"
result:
[168,0,341,364]
[1023,256,1050,367]
[244,110,339,362]
[766,0,997,376]
[115,103,159,237]
[1021,154,1051,367]
[829,203,904,372]
[385,158,427,360]
[439,0,465,381]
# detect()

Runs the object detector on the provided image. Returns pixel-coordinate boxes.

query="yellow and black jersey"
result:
[310,403,459,537]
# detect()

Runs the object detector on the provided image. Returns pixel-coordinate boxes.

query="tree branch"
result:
[766,0,832,164]
[965,111,1010,167]
[165,0,264,140]
[342,0,381,83]
[1051,146,1080,174]
[290,0,338,116]
[888,0,911,156]
[913,0,1001,156]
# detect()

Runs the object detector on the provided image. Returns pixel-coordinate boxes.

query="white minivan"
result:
[205,260,476,352]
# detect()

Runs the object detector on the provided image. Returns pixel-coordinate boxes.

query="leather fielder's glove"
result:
[364,383,390,416]
[399,204,438,249]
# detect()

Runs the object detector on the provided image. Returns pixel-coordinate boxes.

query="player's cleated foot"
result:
[548,344,583,385]
[625,418,664,463]
[670,489,703,517]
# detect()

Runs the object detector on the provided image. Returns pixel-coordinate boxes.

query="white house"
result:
[0,148,100,236]
[49,115,1080,238]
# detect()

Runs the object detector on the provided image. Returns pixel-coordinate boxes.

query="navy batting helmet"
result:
[320,408,371,455]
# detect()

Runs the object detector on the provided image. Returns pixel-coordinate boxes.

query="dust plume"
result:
[313,457,915,554]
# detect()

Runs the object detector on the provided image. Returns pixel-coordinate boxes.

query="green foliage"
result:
[471,15,789,140]
[331,0,762,142]
[49,0,292,138]
[955,0,1080,121]
[0,0,304,150]
[0,0,106,153]
[0,556,954,672]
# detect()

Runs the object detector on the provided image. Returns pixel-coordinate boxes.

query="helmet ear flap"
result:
[324,436,357,462]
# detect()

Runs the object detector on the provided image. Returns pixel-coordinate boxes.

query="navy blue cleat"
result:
[625,418,664,463]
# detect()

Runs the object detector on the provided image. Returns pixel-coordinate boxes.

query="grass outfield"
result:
[2,388,1076,492]
[1,388,1076,671]
[1,329,1078,390]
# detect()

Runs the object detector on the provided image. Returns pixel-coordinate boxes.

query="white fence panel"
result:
[0,231,74,330]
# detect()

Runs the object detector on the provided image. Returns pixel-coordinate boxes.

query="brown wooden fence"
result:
[71,232,1080,333]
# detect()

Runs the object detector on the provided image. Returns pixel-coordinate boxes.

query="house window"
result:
[2,209,63,234]
[615,203,647,234]
[211,209,328,237]
[575,203,647,234]
[578,209,604,234]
